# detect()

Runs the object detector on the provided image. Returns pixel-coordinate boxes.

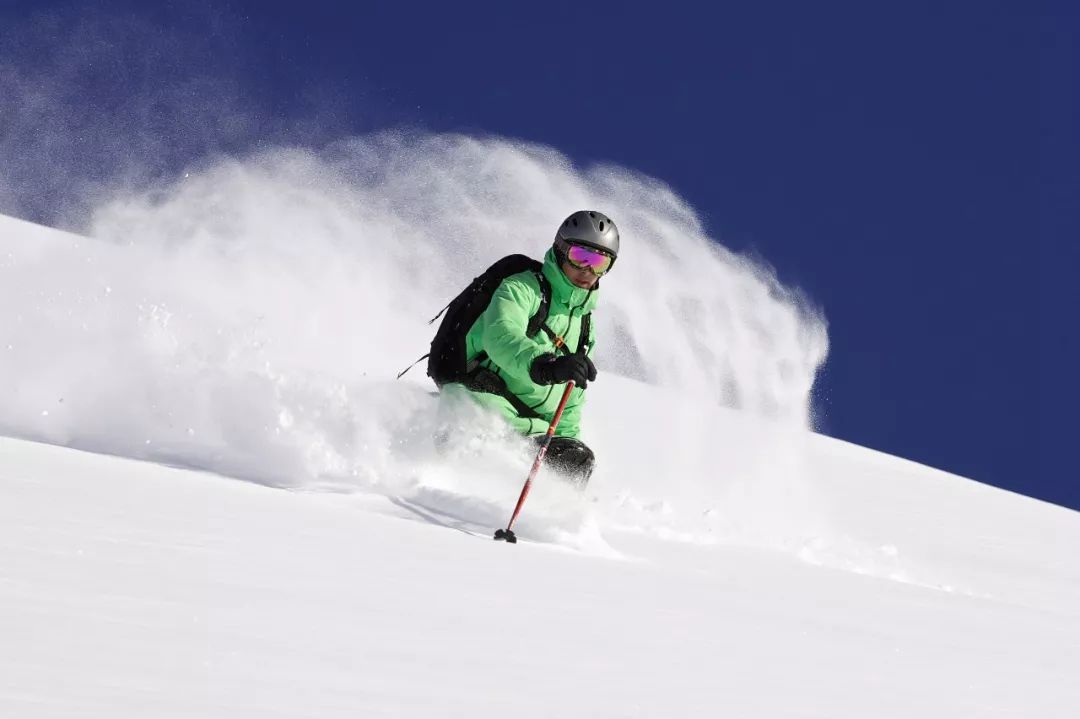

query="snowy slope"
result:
[3,432,1078,718]
[2,150,1078,718]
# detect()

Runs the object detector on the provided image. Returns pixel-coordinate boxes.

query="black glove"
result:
[529,353,597,388]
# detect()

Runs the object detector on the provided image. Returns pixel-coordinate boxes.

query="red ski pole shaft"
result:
[498,380,576,536]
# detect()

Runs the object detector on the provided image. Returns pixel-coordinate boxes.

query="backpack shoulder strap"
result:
[536,310,592,357]
[526,270,552,338]
[577,312,592,355]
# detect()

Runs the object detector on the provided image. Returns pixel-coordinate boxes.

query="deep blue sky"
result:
[2,1,1074,509]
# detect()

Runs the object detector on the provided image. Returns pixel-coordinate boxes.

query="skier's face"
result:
[561,260,601,289]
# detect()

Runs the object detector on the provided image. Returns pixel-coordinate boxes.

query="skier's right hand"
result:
[529,353,597,388]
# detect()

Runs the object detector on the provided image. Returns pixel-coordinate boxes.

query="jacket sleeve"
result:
[479,275,549,378]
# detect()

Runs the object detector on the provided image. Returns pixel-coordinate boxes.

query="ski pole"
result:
[493,380,576,544]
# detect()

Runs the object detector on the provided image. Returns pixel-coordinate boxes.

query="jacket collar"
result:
[542,248,600,311]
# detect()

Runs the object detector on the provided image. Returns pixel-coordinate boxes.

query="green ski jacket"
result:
[449,248,599,439]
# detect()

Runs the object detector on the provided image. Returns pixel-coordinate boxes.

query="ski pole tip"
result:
[493,528,517,544]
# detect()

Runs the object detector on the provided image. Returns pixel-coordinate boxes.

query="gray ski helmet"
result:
[554,210,620,262]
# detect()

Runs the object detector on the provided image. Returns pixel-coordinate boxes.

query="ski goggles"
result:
[565,243,614,276]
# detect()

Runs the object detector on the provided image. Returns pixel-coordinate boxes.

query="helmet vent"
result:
[599,221,605,231]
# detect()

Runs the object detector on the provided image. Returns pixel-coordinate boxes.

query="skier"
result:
[433,210,619,486]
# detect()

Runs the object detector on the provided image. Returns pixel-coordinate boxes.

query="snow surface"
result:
[1,147,1078,718]
[3,426,1078,718]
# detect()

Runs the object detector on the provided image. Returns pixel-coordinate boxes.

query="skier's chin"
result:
[560,261,599,289]
[567,270,598,289]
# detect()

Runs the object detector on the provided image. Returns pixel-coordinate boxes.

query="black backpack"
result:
[397,254,590,390]
[424,254,550,386]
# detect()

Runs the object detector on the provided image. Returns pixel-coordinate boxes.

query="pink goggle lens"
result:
[566,244,613,275]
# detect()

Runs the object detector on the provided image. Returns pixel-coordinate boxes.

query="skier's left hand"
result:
[530,353,597,388]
